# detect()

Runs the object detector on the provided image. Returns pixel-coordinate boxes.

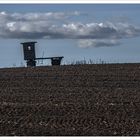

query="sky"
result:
[0,4,140,67]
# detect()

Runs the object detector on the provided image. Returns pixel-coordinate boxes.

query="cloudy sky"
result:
[0,4,140,67]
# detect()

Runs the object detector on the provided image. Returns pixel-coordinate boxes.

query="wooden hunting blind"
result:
[21,41,64,67]
[21,42,37,67]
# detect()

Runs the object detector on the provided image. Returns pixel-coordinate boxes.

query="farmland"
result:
[0,63,140,136]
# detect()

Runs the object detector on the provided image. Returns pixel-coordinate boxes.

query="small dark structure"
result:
[21,41,64,67]
[36,56,64,66]
[50,57,64,65]
[21,42,37,67]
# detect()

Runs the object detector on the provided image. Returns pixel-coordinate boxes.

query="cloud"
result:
[78,39,120,48]
[0,11,140,48]
[0,11,83,39]
[0,11,81,21]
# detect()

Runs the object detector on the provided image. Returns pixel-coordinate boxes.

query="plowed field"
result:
[0,64,140,136]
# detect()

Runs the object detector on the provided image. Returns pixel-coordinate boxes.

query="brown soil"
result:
[0,63,140,136]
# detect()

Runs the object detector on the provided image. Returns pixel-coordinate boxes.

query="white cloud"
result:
[1,11,80,21]
[0,11,140,48]
[78,39,120,48]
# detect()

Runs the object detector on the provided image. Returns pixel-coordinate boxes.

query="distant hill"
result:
[0,63,140,136]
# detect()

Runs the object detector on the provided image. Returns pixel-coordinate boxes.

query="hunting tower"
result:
[21,41,64,67]
[21,42,37,67]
